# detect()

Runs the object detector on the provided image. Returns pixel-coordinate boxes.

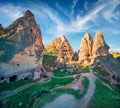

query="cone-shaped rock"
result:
[57,36,74,64]
[92,31,109,57]
[78,32,93,64]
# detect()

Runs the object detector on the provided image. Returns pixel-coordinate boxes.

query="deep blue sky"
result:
[0,0,120,52]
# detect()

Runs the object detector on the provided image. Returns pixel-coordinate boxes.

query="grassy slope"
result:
[93,66,120,92]
[53,68,78,77]
[53,66,89,77]
[88,79,120,108]
[0,79,33,93]
[93,66,109,77]
[43,55,57,66]
[44,45,58,57]
[34,77,89,108]
[5,77,74,108]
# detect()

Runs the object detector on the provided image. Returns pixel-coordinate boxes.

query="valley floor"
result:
[0,66,120,108]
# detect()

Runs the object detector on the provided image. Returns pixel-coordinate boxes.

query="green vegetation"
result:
[44,45,58,56]
[5,77,74,108]
[79,66,89,73]
[53,66,89,77]
[88,80,120,108]
[93,66,109,76]
[95,73,109,84]
[0,79,32,93]
[94,67,120,93]
[34,77,89,108]
[53,68,79,77]
[43,55,57,66]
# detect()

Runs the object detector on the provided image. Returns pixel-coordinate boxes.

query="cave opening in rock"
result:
[9,75,17,82]
[0,77,4,80]
[24,77,29,80]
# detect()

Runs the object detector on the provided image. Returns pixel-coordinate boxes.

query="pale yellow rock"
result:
[78,32,93,64]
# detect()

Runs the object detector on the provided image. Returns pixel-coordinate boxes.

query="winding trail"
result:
[0,66,97,108]
[0,79,51,101]
[0,72,76,101]
[79,67,96,108]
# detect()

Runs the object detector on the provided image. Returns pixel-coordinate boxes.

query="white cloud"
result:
[101,0,120,23]
[70,0,79,16]
[0,0,120,50]
[47,0,120,37]
[109,48,120,52]
[0,4,23,21]
[84,1,88,11]
[55,2,69,17]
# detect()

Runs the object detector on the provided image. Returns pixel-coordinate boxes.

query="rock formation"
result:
[44,37,62,56]
[50,37,62,50]
[0,24,4,35]
[0,10,44,83]
[57,36,74,64]
[78,31,109,64]
[92,31,109,57]
[78,33,93,64]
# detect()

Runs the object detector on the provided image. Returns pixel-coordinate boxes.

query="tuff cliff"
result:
[0,10,45,82]
[57,36,74,64]
[78,31,109,64]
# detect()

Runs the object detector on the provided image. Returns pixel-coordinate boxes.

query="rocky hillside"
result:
[0,10,44,81]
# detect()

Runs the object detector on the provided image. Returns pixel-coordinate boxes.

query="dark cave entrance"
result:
[9,75,17,82]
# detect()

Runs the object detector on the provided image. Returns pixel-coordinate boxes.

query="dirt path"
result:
[79,67,96,108]
[0,67,96,108]
[0,79,51,101]
[0,72,77,101]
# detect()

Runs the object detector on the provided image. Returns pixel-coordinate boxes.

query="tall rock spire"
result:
[78,32,93,64]
[92,31,109,57]
[57,36,74,64]
[78,31,109,65]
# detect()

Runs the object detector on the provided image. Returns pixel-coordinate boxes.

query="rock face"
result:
[0,10,44,83]
[92,31,109,57]
[44,38,62,56]
[57,36,74,64]
[78,31,109,64]
[50,37,62,50]
[0,24,4,35]
[78,33,93,64]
